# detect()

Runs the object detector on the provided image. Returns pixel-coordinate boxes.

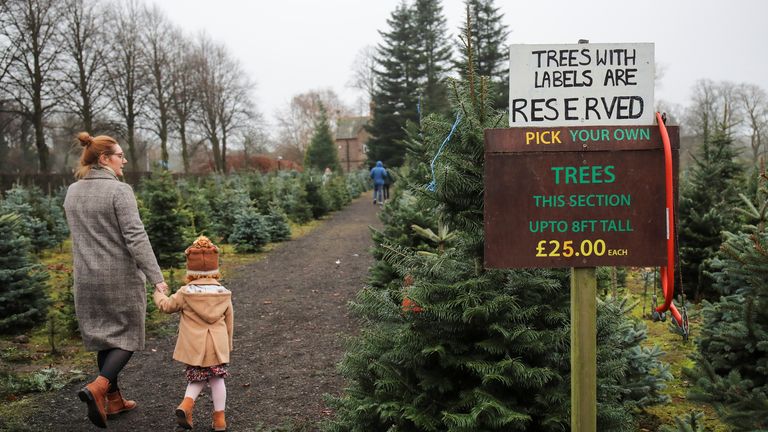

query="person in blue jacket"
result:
[370,161,388,204]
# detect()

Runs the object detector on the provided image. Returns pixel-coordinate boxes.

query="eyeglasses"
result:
[111,153,126,160]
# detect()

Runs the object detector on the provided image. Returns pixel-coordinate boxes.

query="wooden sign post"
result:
[484,42,674,431]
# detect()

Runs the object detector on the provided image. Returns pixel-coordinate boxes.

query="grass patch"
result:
[624,269,731,431]
[0,393,43,432]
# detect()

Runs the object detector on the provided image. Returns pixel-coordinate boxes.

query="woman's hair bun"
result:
[77,132,93,147]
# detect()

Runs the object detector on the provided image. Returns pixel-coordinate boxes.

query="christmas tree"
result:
[0,185,62,253]
[228,207,271,253]
[366,2,421,167]
[678,130,745,300]
[686,172,768,431]
[304,104,341,172]
[138,170,193,267]
[0,213,49,333]
[455,0,510,109]
[304,171,331,219]
[203,175,252,240]
[265,206,291,242]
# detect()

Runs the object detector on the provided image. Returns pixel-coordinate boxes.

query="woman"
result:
[64,132,168,428]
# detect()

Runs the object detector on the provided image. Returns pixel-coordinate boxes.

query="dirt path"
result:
[22,191,381,432]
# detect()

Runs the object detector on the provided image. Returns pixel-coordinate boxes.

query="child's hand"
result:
[154,282,169,295]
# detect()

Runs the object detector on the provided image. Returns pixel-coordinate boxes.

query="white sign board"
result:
[509,43,654,126]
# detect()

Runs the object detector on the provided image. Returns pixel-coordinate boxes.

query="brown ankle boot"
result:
[106,390,137,415]
[212,410,226,431]
[175,397,195,429]
[77,375,110,428]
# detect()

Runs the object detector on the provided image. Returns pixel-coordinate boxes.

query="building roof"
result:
[335,116,370,140]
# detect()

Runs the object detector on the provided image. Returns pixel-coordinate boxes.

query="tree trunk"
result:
[180,122,189,173]
[77,51,93,132]
[0,103,8,169]
[210,135,222,173]
[20,118,34,172]
[221,130,227,173]
[34,109,48,173]
[33,41,49,173]
[160,117,168,169]
[127,116,137,172]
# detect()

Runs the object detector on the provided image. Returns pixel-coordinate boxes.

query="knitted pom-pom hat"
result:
[185,236,219,277]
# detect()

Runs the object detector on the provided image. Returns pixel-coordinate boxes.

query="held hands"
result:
[154,281,169,295]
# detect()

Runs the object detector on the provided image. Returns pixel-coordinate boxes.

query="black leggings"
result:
[97,348,133,392]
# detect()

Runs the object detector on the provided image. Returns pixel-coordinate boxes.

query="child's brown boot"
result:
[77,375,110,428]
[106,390,137,415]
[175,397,195,429]
[212,410,227,431]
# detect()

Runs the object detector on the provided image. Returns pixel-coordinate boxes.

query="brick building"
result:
[335,116,370,172]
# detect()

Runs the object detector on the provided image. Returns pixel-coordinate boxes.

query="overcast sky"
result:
[154,0,767,129]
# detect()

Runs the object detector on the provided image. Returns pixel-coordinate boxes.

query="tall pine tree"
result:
[413,0,454,116]
[678,130,745,300]
[367,0,454,167]
[367,2,421,168]
[304,103,341,172]
[455,0,509,109]
[325,24,669,431]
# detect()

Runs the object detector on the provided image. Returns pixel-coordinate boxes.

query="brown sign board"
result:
[484,125,678,268]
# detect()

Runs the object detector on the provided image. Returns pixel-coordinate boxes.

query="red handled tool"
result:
[654,112,683,327]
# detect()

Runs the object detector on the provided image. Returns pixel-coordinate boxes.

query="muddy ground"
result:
[17,191,381,432]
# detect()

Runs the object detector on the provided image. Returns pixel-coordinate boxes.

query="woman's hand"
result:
[154,282,169,295]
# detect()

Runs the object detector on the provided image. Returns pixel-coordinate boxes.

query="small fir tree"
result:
[678,130,745,300]
[345,169,371,198]
[660,411,706,432]
[0,214,50,334]
[265,207,291,242]
[244,172,273,214]
[304,104,341,172]
[45,191,69,248]
[138,170,194,267]
[325,175,352,211]
[0,185,60,252]
[228,208,271,253]
[686,173,768,431]
[177,179,214,236]
[204,175,252,241]
[304,171,331,219]
[270,171,313,224]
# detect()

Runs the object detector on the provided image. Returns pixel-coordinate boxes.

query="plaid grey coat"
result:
[64,167,164,351]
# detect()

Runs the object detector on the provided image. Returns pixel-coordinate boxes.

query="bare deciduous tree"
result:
[192,34,226,172]
[686,79,743,141]
[217,57,255,172]
[240,120,271,161]
[142,3,175,168]
[738,83,768,164]
[348,45,377,99]
[0,0,63,173]
[60,0,108,133]
[275,89,350,162]
[168,32,198,173]
[104,0,149,171]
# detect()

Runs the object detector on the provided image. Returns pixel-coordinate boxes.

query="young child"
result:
[154,236,234,432]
